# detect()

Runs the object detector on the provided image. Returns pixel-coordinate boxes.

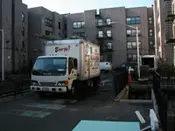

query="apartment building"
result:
[28,7,65,65]
[0,0,28,74]
[154,0,175,65]
[66,7,155,67]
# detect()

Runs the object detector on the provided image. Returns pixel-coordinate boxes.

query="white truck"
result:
[30,39,101,97]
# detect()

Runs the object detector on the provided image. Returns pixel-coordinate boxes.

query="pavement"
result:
[0,73,152,131]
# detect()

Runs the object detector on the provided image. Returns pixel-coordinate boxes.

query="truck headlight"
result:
[57,81,68,86]
[31,80,39,86]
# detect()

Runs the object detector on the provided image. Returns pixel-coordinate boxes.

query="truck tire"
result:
[92,76,101,93]
[74,81,88,100]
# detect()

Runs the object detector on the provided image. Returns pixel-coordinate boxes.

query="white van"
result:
[100,62,112,72]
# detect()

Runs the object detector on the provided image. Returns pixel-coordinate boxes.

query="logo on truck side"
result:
[55,45,70,52]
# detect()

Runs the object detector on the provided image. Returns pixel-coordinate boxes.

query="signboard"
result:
[55,45,70,52]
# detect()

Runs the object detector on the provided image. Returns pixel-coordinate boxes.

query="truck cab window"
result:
[69,58,74,74]
[74,58,78,69]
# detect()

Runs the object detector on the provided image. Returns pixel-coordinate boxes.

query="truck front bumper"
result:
[30,86,67,93]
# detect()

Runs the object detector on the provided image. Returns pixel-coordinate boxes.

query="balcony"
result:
[96,34,113,40]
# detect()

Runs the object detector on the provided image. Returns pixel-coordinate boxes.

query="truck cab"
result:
[30,56,78,93]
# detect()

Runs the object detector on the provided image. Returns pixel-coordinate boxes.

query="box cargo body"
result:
[44,39,100,81]
[30,39,101,96]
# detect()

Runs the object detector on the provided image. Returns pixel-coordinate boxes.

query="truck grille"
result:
[40,82,56,86]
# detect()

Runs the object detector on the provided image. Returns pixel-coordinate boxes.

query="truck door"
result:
[67,58,77,89]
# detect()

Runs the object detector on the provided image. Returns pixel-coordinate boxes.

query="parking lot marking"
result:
[24,103,66,110]
[19,110,51,118]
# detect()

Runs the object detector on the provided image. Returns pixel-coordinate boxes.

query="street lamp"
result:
[111,22,140,79]
[0,29,4,81]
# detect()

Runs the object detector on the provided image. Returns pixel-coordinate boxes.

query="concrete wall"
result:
[0,0,13,73]
[126,7,149,56]
[101,7,127,66]
[66,12,85,38]
[13,0,28,71]
[147,7,155,55]
[28,11,43,64]
[28,7,65,65]
[66,7,154,67]
[0,0,28,73]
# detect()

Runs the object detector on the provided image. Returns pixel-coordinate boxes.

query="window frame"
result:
[72,21,85,29]
[106,30,112,37]
[149,29,153,36]
[126,16,141,25]
[127,42,132,49]
[97,19,103,26]
[106,18,111,25]
[107,42,112,49]
[58,22,61,29]
[22,13,25,22]
[22,27,25,36]
[98,31,103,37]
[149,17,153,24]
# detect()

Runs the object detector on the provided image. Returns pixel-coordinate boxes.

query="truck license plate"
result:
[42,87,49,91]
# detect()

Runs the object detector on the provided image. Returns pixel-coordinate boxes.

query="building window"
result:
[106,18,111,25]
[126,17,141,24]
[107,42,112,49]
[73,21,85,29]
[45,30,53,35]
[132,42,137,48]
[127,41,141,49]
[139,41,141,48]
[150,41,153,45]
[97,19,103,26]
[22,13,25,22]
[45,18,53,27]
[22,27,25,36]
[127,29,140,36]
[98,31,103,37]
[106,30,112,37]
[127,54,137,61]
[132,30,136,36]
[127,42,132,48]
[133,54,137,61]
[58,22,61,29]
[128,54,132,59]
[22,41,25,48]
[149,29,153,36]
[64,24,67,30]
[127,30,132,36]
[73,32,85,37]
[135,17,140,24]
[149,17,153,24]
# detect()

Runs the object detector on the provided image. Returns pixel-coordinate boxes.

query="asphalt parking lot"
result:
[0,73,152,131]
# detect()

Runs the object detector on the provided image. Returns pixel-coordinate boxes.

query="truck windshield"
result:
[32,57,67,76]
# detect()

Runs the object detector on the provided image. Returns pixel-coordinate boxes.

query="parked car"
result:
[100,62,112,72]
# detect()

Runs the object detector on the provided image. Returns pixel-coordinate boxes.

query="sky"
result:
[23,0,154,14]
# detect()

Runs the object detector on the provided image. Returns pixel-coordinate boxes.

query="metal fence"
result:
[151,67,175,131]
[151,70,168,131]
[113,68,128,96]
[0,74,30,99]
